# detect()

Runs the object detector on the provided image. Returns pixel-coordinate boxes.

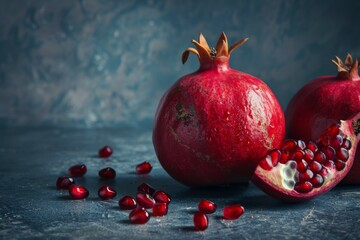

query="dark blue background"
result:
[1,0,359,127]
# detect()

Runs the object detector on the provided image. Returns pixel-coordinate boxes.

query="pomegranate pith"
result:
[69,185,89,200]
[152,32,285,186]
[56,177,74,190]
[252,113,360,201]
[98,146,112,158]
[222,204,244,220]
[68,164,87,177]
[98,186,117,200]
[193,211,208,231]
[286,54,360,184]
[119,195,137,210]
[136,161,152,175]
[198,200,217,214]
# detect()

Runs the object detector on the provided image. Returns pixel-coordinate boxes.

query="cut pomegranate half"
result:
[252,112,360,202]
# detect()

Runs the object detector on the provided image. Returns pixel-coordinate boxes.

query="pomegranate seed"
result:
[324,160,335,169]
[341,138,351,150]
[281,139,297,152]
[268,149,281,167]
[152,202,168,217]
[292,150,305,161]
[69,185,89,200]
[259,155,272,170]
[327,123,340,137]
[137,183,156,196]
[56,176,75,190]
[308,161,322,173]
[98,186,117,200]
[306,141,318,152]
[314,151,326,164]
[98,167,116,180]
[98,145,113,158]
[129,207,150,224]
[223,204,244,220]
[119,195,137,210]
[310,174,324,188]
[298,169,314,182]
[296,159,308,172]
[294,181,313,193]
[303,149,314,162]
[320,134,330,146]
[193,211,208,231]
[296,140,306,150]
[336,148,349,162]
[136,192,156,208]
[136,161,152,174]
[153,190,171,204]
[198,200,217,214]
[331,135,343,148]
[322,146,335,161]
[335,160,346,171]
[279,152,289,164]
[68,164,87,177]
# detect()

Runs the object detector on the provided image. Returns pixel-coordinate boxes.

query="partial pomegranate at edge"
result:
[285,54,360,184]
[153,32,285,187]
[252,112,360,202]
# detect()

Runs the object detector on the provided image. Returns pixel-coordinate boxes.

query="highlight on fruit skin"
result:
[252,112,360,202]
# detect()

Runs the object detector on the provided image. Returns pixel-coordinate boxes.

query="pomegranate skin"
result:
[286,55,360,184]
[153,33,285,186]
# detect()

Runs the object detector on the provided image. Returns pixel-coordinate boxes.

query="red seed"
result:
[331,135,343,149]
[341,138,352,150]
[68,164,87,177]
[306,141,318,153]
[314,151,326,164]
[298,169,314,182]
[296,159,308,172]
[259,155,272,170]
[281,139,297,152]
[294,181,313,193]
[304,149,314,162]
[327,123,340,137]
[322,146,335,161]
[320,134,330,146]
[56,176,75,190]
[136,192,156,208]
[137,183,156,196]
[310,174,324,188]
[268,149,281,167]
[119,195,137,210]
[98,186,117,200]
[279,152,289,164]
[153,190,171,204]
[292,150,305,161]
[98,145,113,158]
[129,207,150,224]
[336,148,349,162]
[69,185,89,200]
[324,160,335,169]
[136,161,152,174]
[198,200,217,214]
[152,202,168,217]
[308,161,322,173]
[223,204,244,220]
[98,167,116,180]
[297,140,306,150]
[193,211,208,231]
[335,160,346,171]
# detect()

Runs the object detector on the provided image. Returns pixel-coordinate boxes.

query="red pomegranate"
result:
[286,54,360,184]
[153,33,285,186]
[252,113,360,202]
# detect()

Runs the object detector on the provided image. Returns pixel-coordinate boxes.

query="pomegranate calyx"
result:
[332,53,360,81]
[181,32,248,67]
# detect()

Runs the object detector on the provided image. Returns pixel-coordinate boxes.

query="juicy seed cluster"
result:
[259,124,351,193]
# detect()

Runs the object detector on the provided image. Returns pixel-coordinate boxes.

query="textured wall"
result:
[0,0,359,127]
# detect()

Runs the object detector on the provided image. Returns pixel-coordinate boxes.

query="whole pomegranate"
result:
[286,54,360,184]
[153,33,285,187]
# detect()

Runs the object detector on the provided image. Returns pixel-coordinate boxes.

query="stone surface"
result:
[0,127,360,239]
[0,0,360,127]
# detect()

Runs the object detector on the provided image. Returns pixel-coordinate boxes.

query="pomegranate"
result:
[153,32,285,186]
[286,54,360,184]
[252,113,360,202]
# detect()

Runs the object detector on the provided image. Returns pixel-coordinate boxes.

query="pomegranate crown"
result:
[181,32,248,64]
[332,53,359,80]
